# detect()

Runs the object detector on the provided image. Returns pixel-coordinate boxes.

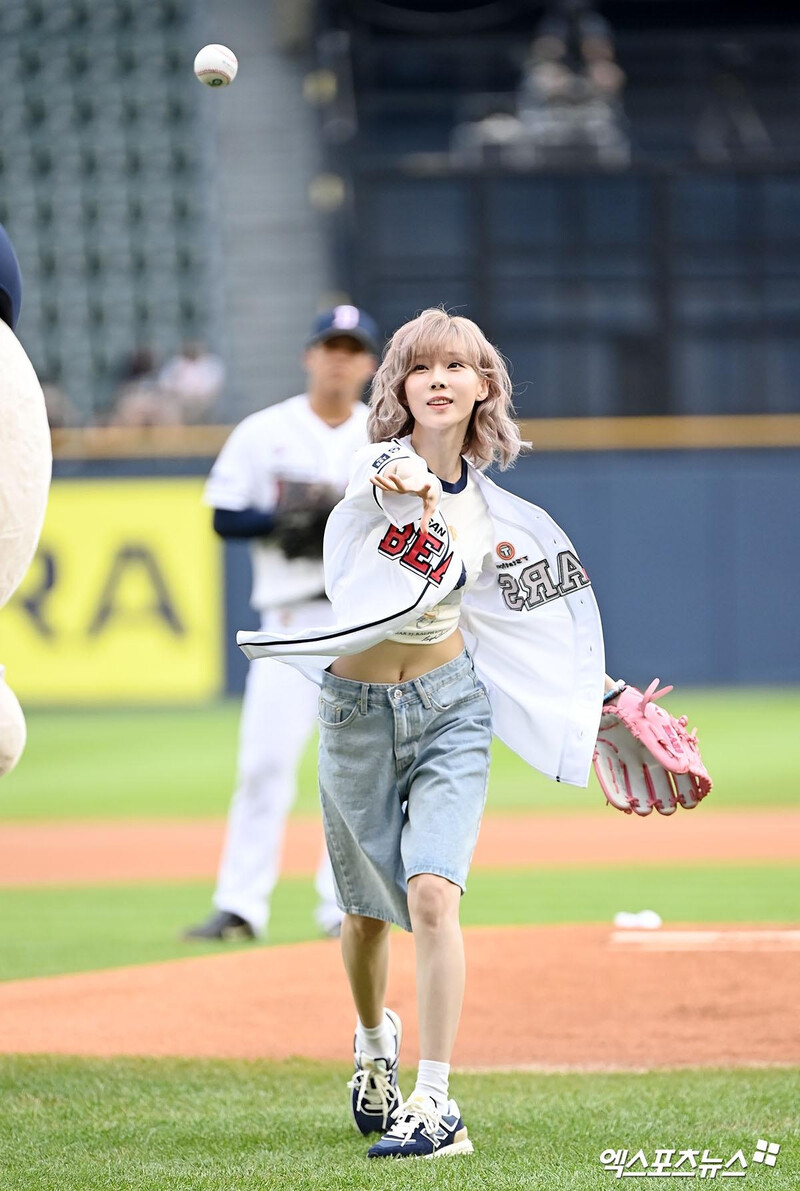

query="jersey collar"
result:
[438,457,468,493]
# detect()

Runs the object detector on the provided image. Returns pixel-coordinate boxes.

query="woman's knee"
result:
[407,873,461,932]
[343,913,391,943]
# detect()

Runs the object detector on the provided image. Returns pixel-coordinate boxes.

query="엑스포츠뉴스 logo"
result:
[599,1138,781,1178]
[496,541,515,561]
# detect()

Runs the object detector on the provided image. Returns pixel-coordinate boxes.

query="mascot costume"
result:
[0,223,53,775]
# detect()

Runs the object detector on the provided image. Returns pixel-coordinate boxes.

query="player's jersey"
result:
[204,393,369,611]
[385,468,493,644]
[239,437,606,788]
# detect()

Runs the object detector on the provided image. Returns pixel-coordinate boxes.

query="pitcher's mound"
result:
[0,925,796,1069]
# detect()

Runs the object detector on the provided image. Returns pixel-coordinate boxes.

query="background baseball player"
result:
[183,305,379,941]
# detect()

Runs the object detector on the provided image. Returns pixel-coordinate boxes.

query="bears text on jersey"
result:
[498,550,589,611]
[377,522,454,586]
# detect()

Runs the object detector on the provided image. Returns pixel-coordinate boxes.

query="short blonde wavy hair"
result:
[367,308,523,470]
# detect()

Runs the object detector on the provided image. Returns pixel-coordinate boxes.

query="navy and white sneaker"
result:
[367,1092,474,1159]
[347,1008,403,1135]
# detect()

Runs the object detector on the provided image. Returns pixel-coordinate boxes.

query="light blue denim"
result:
[317,649,493,932]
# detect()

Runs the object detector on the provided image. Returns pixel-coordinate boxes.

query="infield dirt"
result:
[2,809,797,1070]
[0,923,797,1069]
[2,808,799,886]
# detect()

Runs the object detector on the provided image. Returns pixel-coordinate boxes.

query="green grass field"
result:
[0,689,797,983]
[2,864,798,983]
[2,688,800,820]
[0,1058,797,1190]
[1,691,798,1187]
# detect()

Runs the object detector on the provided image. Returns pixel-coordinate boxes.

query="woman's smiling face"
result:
[403,353,488,433]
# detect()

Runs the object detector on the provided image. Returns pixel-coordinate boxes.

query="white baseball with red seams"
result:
[193,44,238,87]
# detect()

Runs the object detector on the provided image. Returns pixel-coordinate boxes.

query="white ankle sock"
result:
[356,1012,396,1059]
[413,1060,450,1109]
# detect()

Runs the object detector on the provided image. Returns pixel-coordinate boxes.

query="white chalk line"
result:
[455,1060,799,1074]
[610,929,800,951]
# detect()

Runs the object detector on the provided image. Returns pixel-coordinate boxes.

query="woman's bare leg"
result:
[340,912,391,1028]
[407,873,464,1062]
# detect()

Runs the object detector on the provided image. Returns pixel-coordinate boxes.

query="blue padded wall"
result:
[219,448,800,693]
[497,449,799,686]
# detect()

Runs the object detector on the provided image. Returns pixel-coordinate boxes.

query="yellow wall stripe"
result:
[517,414,800,451]
[51,414,800,460]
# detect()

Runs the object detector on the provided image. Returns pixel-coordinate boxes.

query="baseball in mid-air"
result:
[193,44,238,87]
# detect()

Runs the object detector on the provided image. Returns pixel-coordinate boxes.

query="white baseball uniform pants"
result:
[213,601,341,936]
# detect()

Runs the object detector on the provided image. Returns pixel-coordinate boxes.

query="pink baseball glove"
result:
[593,680,712,816]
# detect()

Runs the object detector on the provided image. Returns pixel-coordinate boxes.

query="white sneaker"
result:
[367,1092,474,1159]
[348,1008,403,1135]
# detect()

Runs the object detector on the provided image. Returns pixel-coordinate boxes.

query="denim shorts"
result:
[317,649,493,932]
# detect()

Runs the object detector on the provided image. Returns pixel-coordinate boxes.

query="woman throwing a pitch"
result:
[238,308,710,1159]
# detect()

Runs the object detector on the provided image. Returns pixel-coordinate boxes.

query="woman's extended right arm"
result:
[370,459,439,535]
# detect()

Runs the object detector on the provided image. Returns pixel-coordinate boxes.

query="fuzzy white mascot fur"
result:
[0,223,52,775]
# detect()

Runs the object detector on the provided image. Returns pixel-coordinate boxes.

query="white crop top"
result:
[386,461,493,644]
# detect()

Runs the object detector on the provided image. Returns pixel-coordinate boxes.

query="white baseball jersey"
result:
[238,437,606,788]
[386,468,494,644]
[204,394,369,611]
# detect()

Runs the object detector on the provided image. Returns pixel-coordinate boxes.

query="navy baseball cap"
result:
[307,305,380,355]
[0,222,22,332]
